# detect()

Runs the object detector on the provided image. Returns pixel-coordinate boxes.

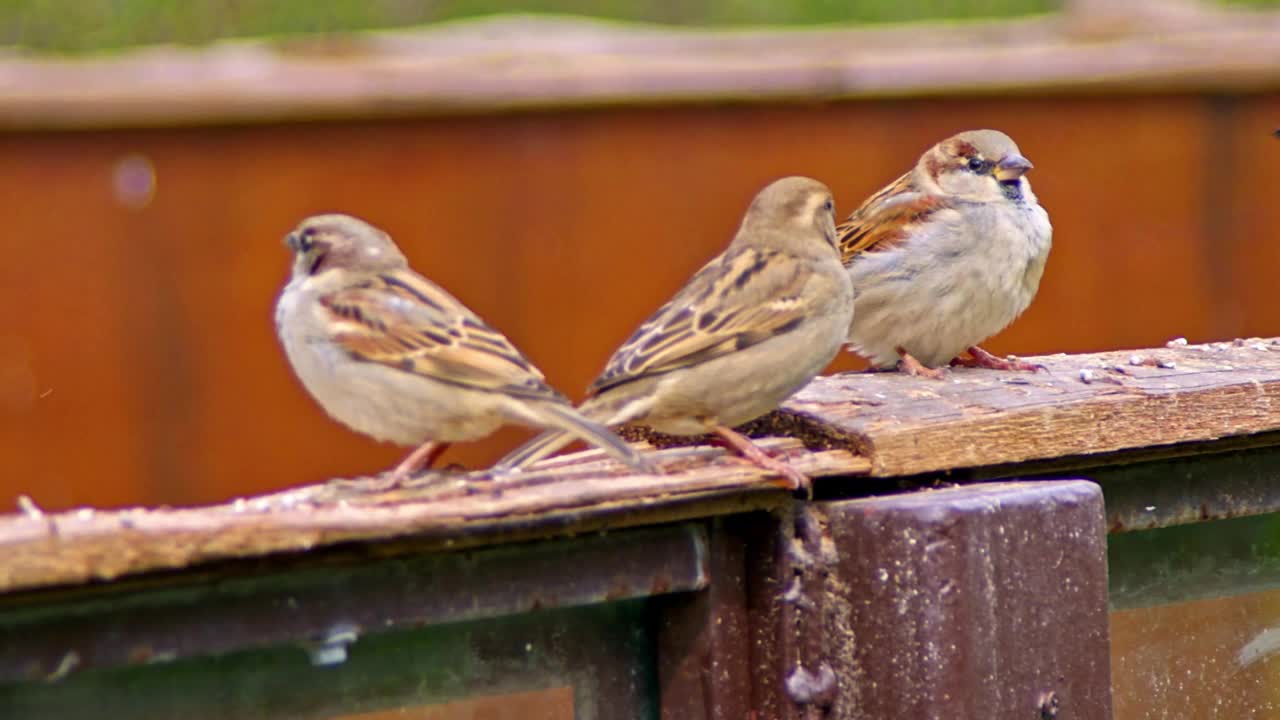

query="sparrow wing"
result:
[836,172,954,264]
[319,272,567,403]
[588,245,812,397]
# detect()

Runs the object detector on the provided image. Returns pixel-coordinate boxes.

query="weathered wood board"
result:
[0,440,862,594]
[2,337,1279,596]
[786,337,1280,476]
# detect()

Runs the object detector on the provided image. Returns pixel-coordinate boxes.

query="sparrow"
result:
[837,129,1052,379]
[494,176,853,492]
[274,213,650,481]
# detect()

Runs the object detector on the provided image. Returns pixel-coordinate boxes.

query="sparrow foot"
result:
[710,425,812,498]
[389,441,452,484]
[895,348,948,380]
[953,346,1045,373]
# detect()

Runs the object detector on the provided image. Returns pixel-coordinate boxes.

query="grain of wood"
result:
[3,337,1280,595]
[0,439,865,594]
[787,338,1280,476]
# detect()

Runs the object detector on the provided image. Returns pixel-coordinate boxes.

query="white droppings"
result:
[146,650,177,664]
[1167,337,1188,347]
[45,651,80,682]
[1079,369,1095,384]
[308,622,361,667]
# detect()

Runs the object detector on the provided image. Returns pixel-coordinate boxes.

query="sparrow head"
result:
[284,214,408,279]
[736,176,838,255]
[918,129,1034,203]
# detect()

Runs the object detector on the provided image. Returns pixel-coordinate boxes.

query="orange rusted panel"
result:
[0,94,1272,509]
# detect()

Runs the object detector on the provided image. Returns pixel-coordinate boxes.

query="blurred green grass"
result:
[3,0,1056,53]
[1,0,1276,54]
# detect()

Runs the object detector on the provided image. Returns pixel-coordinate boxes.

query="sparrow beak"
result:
[994,154,1033,182]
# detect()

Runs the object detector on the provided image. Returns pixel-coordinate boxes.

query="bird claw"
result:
[710,425,812,498]
[953,346,1045,373]
[895,350,948,380]
[388,441,450,484]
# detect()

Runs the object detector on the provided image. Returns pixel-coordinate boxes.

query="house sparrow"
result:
[494,176,853,491]
[838,129,1052,379]
[274,213,650,480]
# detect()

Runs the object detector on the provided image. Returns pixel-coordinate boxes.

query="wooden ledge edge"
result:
[787,337,1280,477]
[0,439,868,595]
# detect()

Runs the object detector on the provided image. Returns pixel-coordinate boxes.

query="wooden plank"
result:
[0,439,865,595]
[2,12,1280,130]
[786,337,1280,477]
[3,337,1280,596]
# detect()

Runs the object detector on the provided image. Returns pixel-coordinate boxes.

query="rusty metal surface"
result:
[727,503,845,720]
[744,507,794,720]
[1088,443,1280,533]
[0,523,707,685]
[904,434,1280,533]
[815,481,1112,719]
[783,505,841,719]
[656,514,769,720]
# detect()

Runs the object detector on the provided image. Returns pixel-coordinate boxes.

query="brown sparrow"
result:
[838,129,1052,379]
[494,176,853,491]
[274,214,650,480]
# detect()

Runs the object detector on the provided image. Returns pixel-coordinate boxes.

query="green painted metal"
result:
[0,599,656,720]
[1108,513,1280,610]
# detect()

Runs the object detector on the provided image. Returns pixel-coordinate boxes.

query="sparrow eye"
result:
[967,157,986,172]
[298,227,317,252]
[822,199,834,213]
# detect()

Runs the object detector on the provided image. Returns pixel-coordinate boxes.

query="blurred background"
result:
[0,0,1278,512]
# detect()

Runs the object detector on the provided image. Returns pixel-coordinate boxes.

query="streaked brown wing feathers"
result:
[836,173,952,264]
[320,274,565,402]
[588,247,810,396]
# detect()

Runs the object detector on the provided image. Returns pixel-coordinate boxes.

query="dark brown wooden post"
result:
[791,480,1112,719]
